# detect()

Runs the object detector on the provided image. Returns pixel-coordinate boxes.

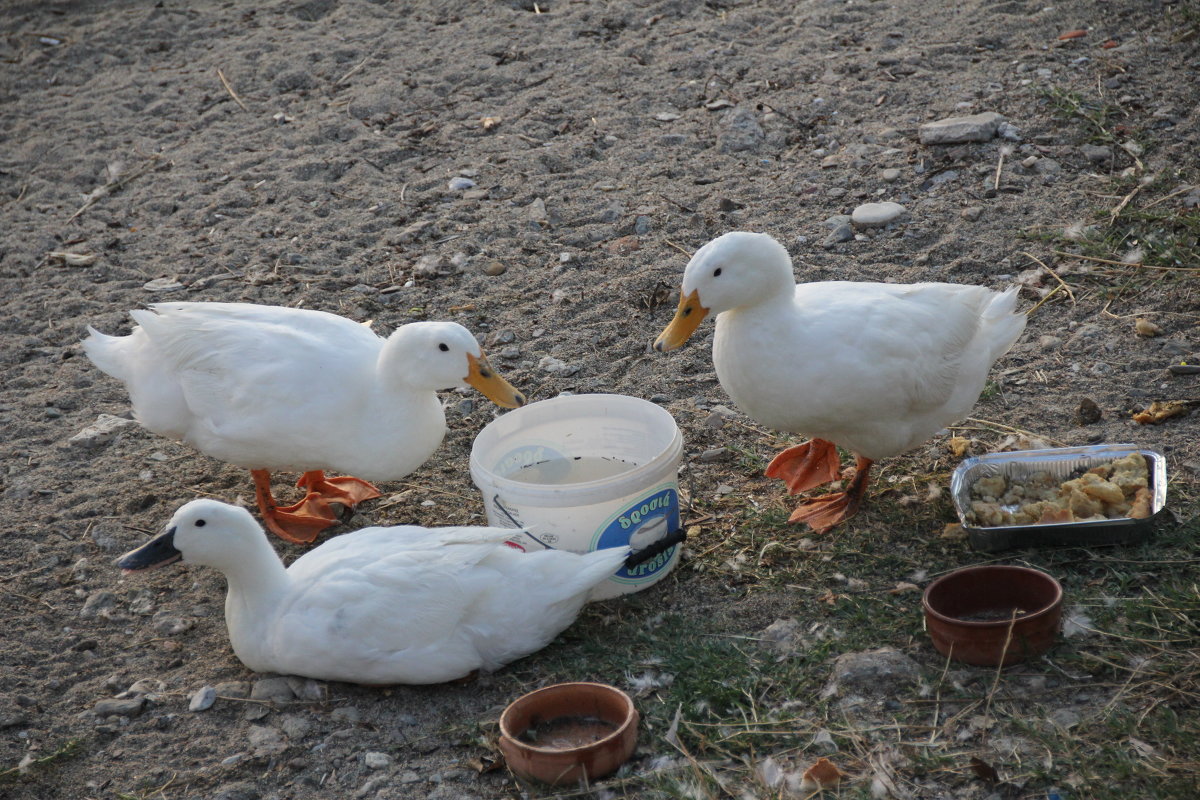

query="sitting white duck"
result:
[117,499,628,684]
[84,302,525,543]
[654,231,1026,533]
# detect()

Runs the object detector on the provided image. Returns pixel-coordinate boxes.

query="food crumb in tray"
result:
[967,453,1153,527]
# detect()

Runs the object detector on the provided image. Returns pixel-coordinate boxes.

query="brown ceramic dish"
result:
[923,565,1063,666]
[498,682,638,785]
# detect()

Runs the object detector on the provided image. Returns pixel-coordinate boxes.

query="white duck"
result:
[117,499,629,684]
[84,302,524,543]
[654,232,1026,533]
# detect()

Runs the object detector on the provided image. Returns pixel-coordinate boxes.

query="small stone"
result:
[446,176,476,191]
[214,681,251,699]
[633,215,653,235]
[880,168,901,182]
[1168,364,1200,375]
[717,106,766,153]
[538,356,579,377]
[397,770,421,784]
[331,706,362,724]
[250,677,296,704]
[822,215,853,229]
[280,714,311,739]
[482,260,507,276]
[961,206,984,222]
[1075,398,1102,425]
[79,590,117,618]
[142,277,185,292]
[247,725,287,755]
[68,414,137,448]
[151,612,193,635]
[285,677,326,702]
[918,111,1006,145]
[822,223,854,248]
[698,447,729,463]
[189,686,217,712]
[364,751,393,769]
[92,697,146,718]
[1079,144,1113,163]
[850,201,906,229]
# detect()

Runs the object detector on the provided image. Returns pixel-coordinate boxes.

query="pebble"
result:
[364,751,393,769]
[250,677,296,703]
[142,277,185,293]
[280,714,311,739]
[447,176,476,191]
[880,167,901,182]
[1168,364,1200,375]
[189,686,217,712]
[1079,144,1112,163]
[482,260,507,276]
[68,414,137,448]
[918,111,1006,144]
[697,447,729,463]
[214,681,251,699]
[93,697,146,718]
[1075,398,1102,425]
[822,223,854,248]
[850,201,906,229]
[247,725,287,756]
[331,706,362,724]
[79,590,117,618]
[717,106,766,153]
[286,677,326,702]
[538,356,579,377]
[961,206,984,222]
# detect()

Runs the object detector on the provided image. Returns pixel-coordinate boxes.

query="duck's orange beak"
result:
[653,289,709,352]
[465,352,525,408]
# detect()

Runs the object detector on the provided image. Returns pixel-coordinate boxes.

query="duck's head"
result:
[383,321,525,408]
[116,499,262,574]
[654,231,793,352]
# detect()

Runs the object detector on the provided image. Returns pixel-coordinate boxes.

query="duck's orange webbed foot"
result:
[252,469,341,544]
[786,456,874,534]
[296,470,382,508]
[765,438,843,494]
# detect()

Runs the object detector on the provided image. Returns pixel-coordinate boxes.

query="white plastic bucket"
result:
[469,394,684,600]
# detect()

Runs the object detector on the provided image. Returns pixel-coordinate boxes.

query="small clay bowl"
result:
[923,565,1063,667]
[498,682,638,785]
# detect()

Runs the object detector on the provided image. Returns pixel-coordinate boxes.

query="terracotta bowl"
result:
[923,565,1063,667]
[498,682,638,785]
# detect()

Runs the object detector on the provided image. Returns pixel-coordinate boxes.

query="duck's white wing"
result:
[128,303,382,460]
[271,527,521,684]
[718,282,1023,458]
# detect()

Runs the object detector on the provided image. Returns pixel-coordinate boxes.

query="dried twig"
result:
[664,239,693,258]
[1019,251,1076,313]
[66,154,164,225]
[217,68,249,112]
[335,54,372,86]
[1052,250,1200,272]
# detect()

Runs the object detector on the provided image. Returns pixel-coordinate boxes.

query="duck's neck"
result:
[219,537,290,633]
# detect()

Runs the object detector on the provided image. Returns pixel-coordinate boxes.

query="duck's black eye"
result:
[195,519,206,527]
[438,343,449,352]
[713,267,722,277]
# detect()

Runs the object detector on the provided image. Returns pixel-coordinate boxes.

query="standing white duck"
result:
[653,232,1026,533]
[117,499,629,684]
[84,302,525,543]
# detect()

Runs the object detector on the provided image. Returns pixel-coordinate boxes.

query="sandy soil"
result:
[2,1,1197,798]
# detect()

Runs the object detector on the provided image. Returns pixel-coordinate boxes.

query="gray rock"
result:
[364,751,393,769]
[697,447,729,463]
[189,686,217,712]
[718,106,766,153]
[247,725,287,756]
[822,223,854,248]
[80,590,117,618]
[214,681,251,699]
[93,697,146,718]
[68,414,137,448]
[538,356,579,377]
[961,206,984,222]
[331,706,362,724]
[918,112,1006,144]
[142,277,185,292]
[822,215,853,229]
[880,167,901,182]
[250,677,296,704]
[851,201,906,228]
[1080,144,1113,163]
[285,677,327,702]
[447,176,476,191]
[280,714,312,739]
[150,612,193,635]
[822,647,922,698]
[634,215,653,235]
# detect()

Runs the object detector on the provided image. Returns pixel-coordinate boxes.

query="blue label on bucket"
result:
[593,485,680,584]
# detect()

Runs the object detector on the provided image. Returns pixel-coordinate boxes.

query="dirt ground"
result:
[2,0,1197,798]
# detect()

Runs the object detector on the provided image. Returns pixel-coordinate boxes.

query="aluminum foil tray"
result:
[950,444,1166,553]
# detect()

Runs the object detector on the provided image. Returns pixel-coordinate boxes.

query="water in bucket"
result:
[469,394,684,600]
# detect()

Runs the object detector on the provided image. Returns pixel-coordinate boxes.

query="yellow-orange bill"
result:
[653,289,709,352]
[465,352,526,408]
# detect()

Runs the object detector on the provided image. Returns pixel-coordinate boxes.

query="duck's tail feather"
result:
[81,325,133,382]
